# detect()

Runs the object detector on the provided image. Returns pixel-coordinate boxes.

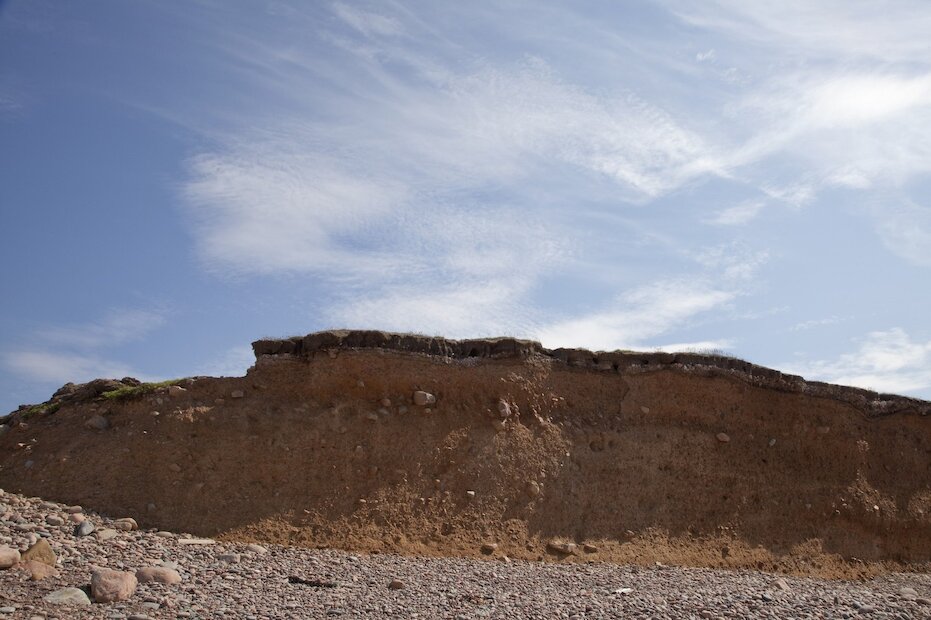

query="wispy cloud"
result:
[1,351,147,385]
[537,278,736,351]
[785,328,931,394]
[790,315,849,332]
[192,345,254,378]
[332,3,404,38]
[36,308,167,349]
[180,14,729,342]
[706,201,764,226]
[875,199,931,267]
[664,1,931,64]
[2,307,166,386]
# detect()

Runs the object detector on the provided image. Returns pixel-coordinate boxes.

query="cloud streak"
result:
[785,328,931,395]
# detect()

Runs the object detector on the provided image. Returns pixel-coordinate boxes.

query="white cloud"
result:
[181,45,726,278]
[692,243,769,281]
[329,280,537,340]
[193,345,254,378]
[537,279,736,351]
[706,201,764,226]
[695,49,715,62]
[2,308,167,387]
[37,308,167,349]
[1,351,149,385]
[332,3,404,38]
[652,339,733,353]
[785,328,931,394]
[876,200,931,267]
[790,315,848,332]
[665,1,931,64]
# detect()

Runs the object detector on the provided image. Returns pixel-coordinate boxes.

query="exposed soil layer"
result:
[2,330,930,579]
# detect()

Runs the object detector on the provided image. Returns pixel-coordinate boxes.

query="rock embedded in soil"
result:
[83,414,110,430]
[412,391,436,406]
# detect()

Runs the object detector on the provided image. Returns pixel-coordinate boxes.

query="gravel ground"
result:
[2,490,929,619]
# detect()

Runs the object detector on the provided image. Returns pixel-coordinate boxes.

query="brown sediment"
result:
[1,330,929,579]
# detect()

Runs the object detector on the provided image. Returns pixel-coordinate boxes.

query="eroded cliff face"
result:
[2,330,929,578]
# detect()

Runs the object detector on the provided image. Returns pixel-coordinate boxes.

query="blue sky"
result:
[2,0,931,413]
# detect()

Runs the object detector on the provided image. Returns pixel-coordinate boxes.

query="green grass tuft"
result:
[101,379,181,401]
[21,401,61,419]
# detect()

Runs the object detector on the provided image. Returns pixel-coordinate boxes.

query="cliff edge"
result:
[1,330,929,578]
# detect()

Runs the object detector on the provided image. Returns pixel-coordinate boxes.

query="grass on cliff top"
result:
[21,401,61,419]
[101,379,181,401]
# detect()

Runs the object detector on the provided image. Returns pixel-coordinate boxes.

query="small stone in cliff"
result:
[716,432,730,443]
[583,543,599,553]
[481,543,498,555]
[168,385,186,397]
[380,398,392,407]
[0,546,20,569]
[491,418,506,431]
[231,390,244,399]
[22,538,56,566]
[20,559,59,580]
[388,578,405,590]
[526,481,541,498]
[44,587,91,606]
[91,568,138,602]
[168,463,182,473]
[412,391,436,406]
[547,541,578,555]
[136,566,182,585]
[497,399,511,418]
[75,520,95,536]
[84,415,110,430]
